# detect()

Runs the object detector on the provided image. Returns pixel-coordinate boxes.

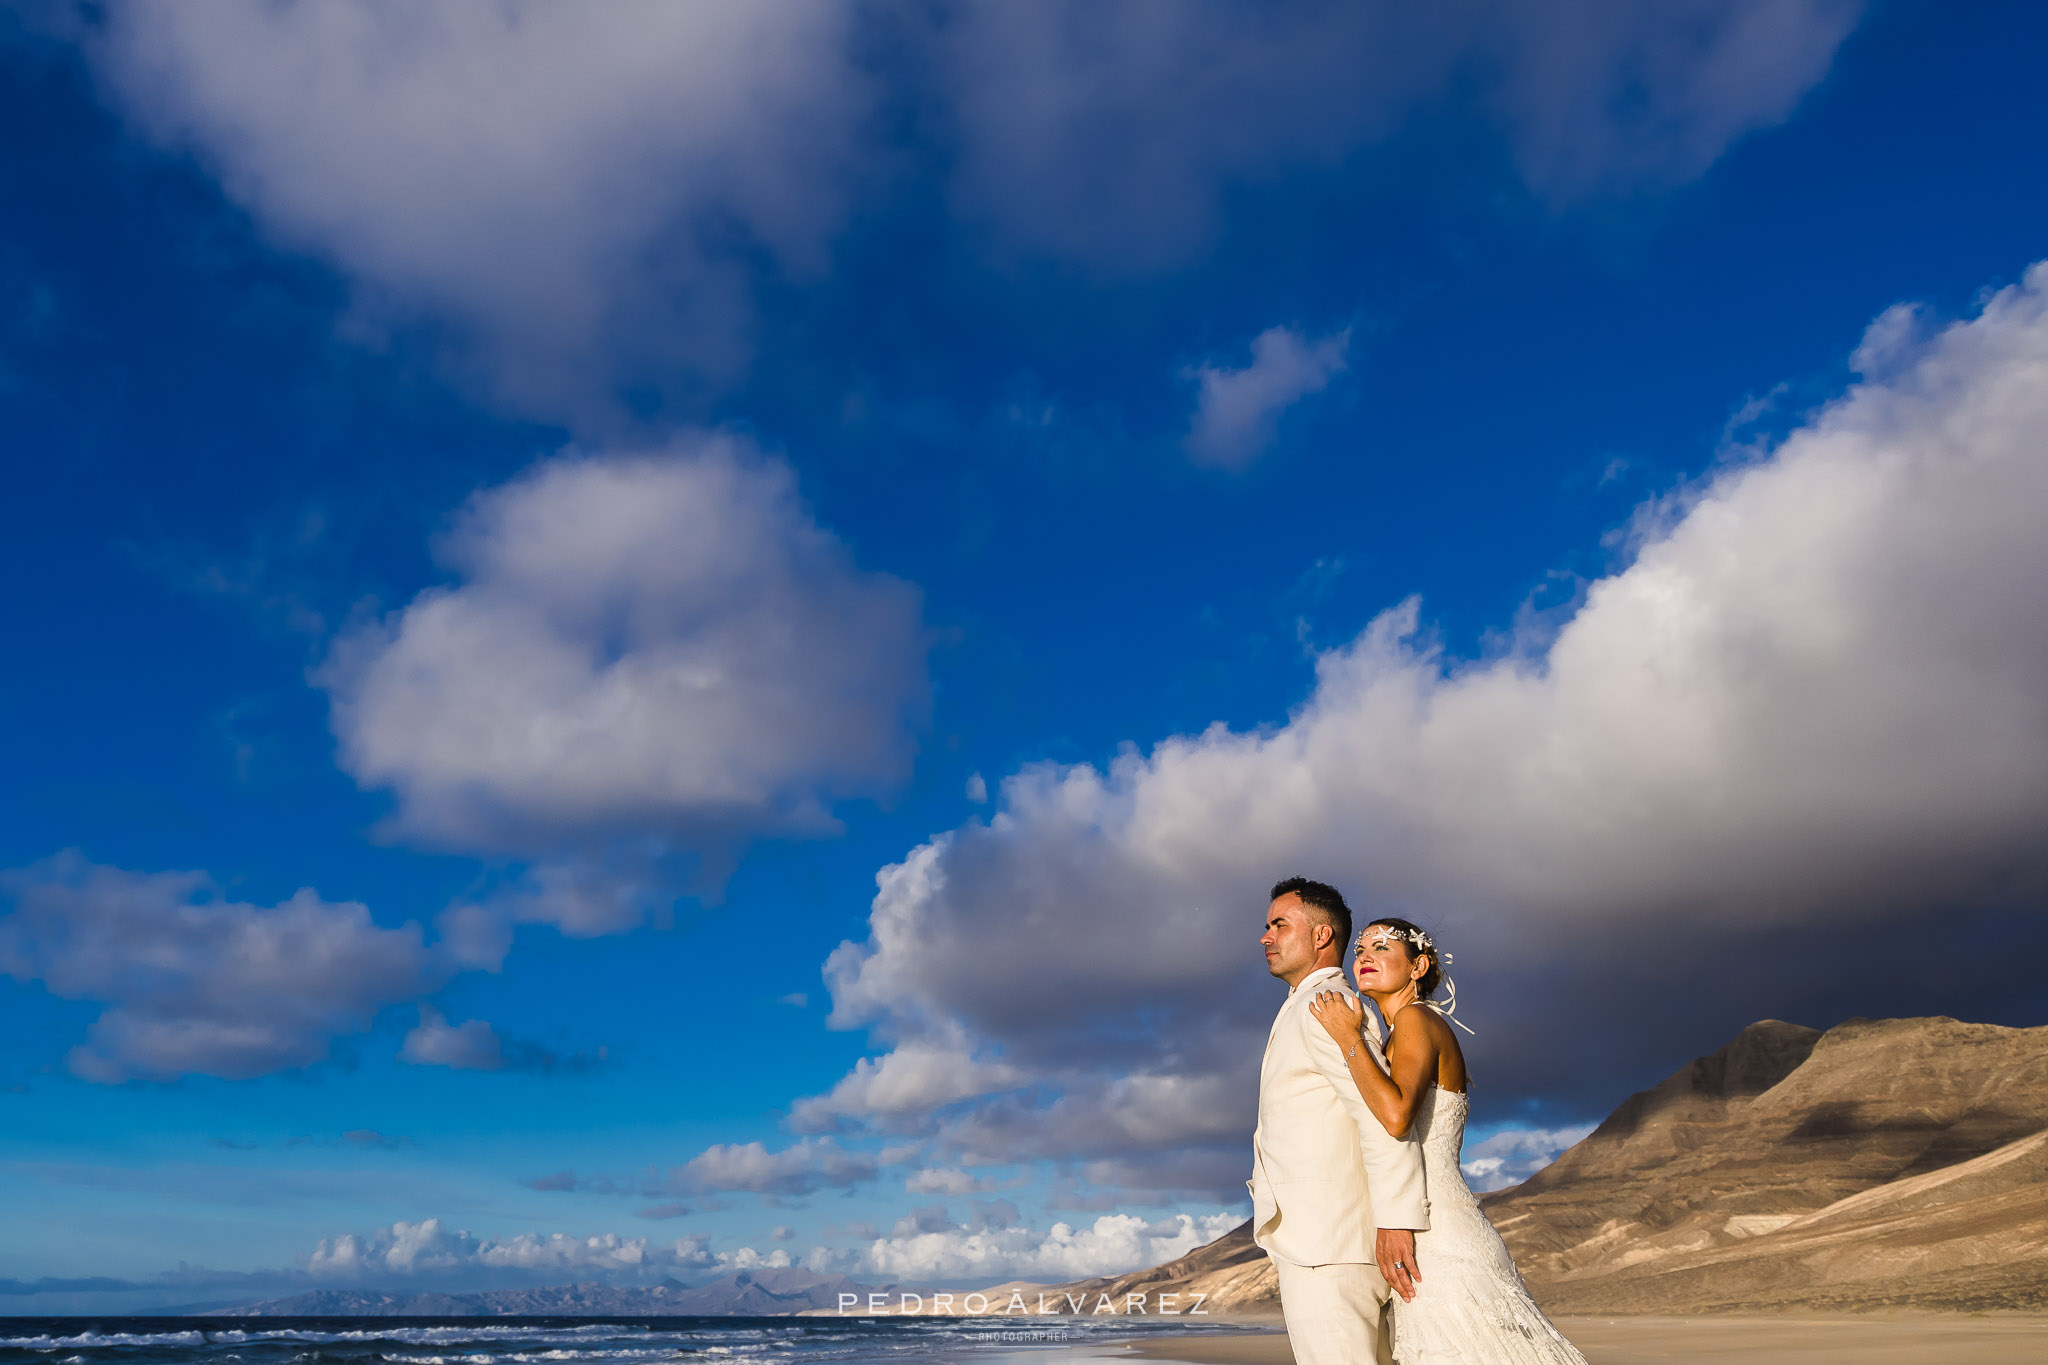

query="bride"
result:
[1308,919,1590,1365]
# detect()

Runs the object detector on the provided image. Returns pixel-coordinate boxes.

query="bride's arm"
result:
[1309,993,1440,1138]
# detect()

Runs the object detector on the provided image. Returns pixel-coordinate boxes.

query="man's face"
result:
[1260,892,1328,985]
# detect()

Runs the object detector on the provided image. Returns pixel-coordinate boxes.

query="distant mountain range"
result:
[217,1268,875,1317]
[1006,1013,2048,1316]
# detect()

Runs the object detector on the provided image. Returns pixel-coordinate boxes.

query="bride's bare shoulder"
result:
[1389,1003,1447,1048]
[1400,1002,1471,1064]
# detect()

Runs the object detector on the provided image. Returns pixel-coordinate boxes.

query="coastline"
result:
[1094,1313,2048,1365]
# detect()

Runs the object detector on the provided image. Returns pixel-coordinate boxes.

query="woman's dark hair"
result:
[1361,917,1443,998]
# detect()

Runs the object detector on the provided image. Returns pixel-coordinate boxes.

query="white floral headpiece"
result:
[1354,921,1474,1035]
[1356,921,1451,969]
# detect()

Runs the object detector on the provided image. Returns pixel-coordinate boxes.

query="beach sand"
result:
[1103,1314,2048,1364]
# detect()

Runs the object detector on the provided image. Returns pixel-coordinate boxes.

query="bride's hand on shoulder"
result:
[1308,989,1365,1043]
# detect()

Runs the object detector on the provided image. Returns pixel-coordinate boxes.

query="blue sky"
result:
[4,0,2048,1309]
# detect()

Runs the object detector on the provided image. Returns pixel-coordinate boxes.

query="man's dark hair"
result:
[1269,876,1351,956]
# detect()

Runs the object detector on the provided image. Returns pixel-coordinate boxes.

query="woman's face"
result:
[1353,925,1424,996]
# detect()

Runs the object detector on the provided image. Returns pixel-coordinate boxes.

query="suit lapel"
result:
[1265,993,1292,1050]
[1266,966,1341,1055]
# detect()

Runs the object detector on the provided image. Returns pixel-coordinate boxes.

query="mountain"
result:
[1018,1014,2048,1316]
[217,1269,875,1317]
[1482,1015,2048,1312]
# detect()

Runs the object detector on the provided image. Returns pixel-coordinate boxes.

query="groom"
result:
[1250,877,1429,1365]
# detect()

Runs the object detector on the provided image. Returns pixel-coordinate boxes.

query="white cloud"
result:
[791,1039,1025,1131]
[1183,325,1349,468]
[820,262,2048,1161]
[938,1073,1252,1169]
[88,0,869,422]
[303,1218,817,1288]
[399,1006,506,1072]
[937,1,1862,265]
[319,438,928,934]
[1460,1124,1595,1193]
[1850,301,1928,379]
[307,1218,723,1281]
[892,1204,953,1238]
[1479,0,1866,198]
[0,853,439,1082]
[74,3,1861,413]
[863,1212,1240,1283]
[676,1138,877,1197]
[905,1168,998,1196]
[528,1137,878,1200]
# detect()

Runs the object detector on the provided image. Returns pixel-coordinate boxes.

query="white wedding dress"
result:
[1390,1083,1590,1365]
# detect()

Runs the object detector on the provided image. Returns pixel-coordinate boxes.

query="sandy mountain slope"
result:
[1039,1217,1279,1317]
[1023,1014,2048,1316]
[1482,1015,2048,1312]
[965,1218,1277,1318]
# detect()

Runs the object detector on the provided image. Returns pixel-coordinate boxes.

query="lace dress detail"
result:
[1391,1086,1590,1365]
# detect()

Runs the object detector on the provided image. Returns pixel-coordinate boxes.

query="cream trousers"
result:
[1274,1257,1395,1365]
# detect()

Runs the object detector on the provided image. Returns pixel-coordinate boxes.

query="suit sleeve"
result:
[1300,1003,1430,1230]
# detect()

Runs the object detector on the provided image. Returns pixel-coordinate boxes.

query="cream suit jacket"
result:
[1249,965,1429,1266]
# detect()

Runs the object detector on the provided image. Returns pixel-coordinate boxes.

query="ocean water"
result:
[0,1317,1259,1365]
